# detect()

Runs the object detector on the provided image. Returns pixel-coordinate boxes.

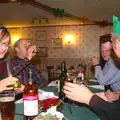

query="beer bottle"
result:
[59,61,67,102]
[23,69,38,120]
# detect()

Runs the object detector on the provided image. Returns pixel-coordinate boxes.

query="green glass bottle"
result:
[59,61,67,102]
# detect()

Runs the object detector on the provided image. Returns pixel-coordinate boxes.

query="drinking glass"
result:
[67,72,78,107]
[0,91,15,120]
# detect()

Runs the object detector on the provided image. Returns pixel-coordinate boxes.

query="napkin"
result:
[38,89,58,100]
[15,90,57,104]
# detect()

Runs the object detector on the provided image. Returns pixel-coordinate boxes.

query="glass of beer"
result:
[0,91,15,120]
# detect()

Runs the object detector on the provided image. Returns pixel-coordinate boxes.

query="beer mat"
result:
[33,106,64,120]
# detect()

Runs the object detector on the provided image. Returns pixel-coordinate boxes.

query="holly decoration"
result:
[52,8,64,17]
[80,17,88,24]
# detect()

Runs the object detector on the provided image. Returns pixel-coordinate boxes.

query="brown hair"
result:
[0,25,10,43]
[0,25,11,63]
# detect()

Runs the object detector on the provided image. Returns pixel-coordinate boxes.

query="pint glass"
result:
[0,90,15,120]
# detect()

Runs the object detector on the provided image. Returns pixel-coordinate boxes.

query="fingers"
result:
[64,82,76,93]
[6,87,13,90]
[64,89,71,95]
[29,45,36,52]
[66,95,74,100]
[64,82,74,87]
[9,77,18,81]
[64,89,73,99]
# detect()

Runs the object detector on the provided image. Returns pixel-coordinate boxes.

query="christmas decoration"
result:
[52,8,64,17]
[1,0,112,27]
[112,15,120,41]
[113,15,120,36]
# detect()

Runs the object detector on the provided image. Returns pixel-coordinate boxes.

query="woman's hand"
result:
[15,84,25,93]
[0,77,18,92]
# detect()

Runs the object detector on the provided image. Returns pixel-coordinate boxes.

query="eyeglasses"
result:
[0,42,11,47]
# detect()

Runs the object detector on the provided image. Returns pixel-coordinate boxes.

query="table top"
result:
[15,83,104,120]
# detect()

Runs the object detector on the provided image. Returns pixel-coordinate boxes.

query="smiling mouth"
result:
[0,51,5,54]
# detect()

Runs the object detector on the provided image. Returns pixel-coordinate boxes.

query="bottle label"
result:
[23,95,38,116]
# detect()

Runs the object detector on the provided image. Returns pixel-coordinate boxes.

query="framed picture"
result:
[37,47,47,57]
[36,31,46,41]
[52,38,63,48]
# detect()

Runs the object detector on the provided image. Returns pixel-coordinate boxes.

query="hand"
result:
[0,77,18,92]
[27,45,36,60]
[105,90,120,102]
[64,82,94,105]
[95,92,109,102]
[91,56,99,66]
[113,39,120,58]
[15,84,25,93]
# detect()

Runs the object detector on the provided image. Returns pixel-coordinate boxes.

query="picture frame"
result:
[52,38,63,48]
[37,47,47,57]
[36,31,46,41]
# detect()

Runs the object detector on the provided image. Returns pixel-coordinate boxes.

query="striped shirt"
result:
[95,59,120,91]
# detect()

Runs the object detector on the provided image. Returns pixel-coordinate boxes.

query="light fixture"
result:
[11,36,20,45]
[65,34,73,44]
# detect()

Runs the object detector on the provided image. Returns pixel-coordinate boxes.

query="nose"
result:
[1,44,8,51]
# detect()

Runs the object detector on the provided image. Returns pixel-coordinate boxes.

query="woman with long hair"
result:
[0,25,18,92]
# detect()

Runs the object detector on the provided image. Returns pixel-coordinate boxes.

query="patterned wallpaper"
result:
[8,25,112,59]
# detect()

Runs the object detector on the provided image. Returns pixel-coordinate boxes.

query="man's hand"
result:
[27,45,36,60]
[91,56,99,66]
[95,92,109,102]
[64,82,94,105]
[105,90,120,102]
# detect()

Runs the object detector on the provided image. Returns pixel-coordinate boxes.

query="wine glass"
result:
[67,72,78,107]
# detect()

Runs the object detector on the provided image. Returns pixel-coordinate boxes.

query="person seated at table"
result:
[91,39,120,91]
[10,38,48,88]
[64,16,120,120]
[92,39,113,91]
[0,25,19,92]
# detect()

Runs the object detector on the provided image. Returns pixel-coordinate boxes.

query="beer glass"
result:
[0,91,15,120]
